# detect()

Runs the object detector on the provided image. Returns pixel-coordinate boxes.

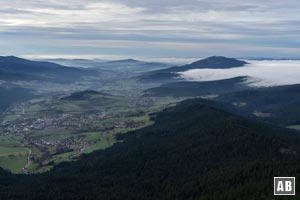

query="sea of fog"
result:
[179,60,300,87]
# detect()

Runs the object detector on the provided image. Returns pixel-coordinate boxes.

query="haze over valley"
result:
[0,56,300,174]
[0,0,300,199]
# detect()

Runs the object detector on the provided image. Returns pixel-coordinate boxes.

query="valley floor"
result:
[0,90,181,173]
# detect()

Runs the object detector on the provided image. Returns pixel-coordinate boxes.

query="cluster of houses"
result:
[0,104,150,173]
[0,112,108,135]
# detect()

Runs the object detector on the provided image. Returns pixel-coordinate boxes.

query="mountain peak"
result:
[107,58,142,64]
[123,59,139,62]
[0,56,97,83]
[138,56,248,82]
[185,56,248,69]
[0,56,25,61]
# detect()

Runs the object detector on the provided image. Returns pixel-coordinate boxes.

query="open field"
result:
[83,132,116,153]
[0,147,29,173]
[0,88,181,173]
[0,135,23,147]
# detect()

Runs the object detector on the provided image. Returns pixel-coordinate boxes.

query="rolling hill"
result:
[145,75,300,127]
[0,99,299,199]
[57,90,127,112]
[60,90,112,101]
[0,56,98,83]
[43,58,107,68]
[144,76,251,97]
[87,59,171,73]
[46,58,171,74]
[215,84,300,126]
[20,90,131,115]
[138,56,248,83]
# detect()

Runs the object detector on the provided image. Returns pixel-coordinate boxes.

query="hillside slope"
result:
[144,76,250,97]
[0,85,35,114]
[0,99,300,199]
[216,84,300,126]
[138,56,248,83]
[145,77,300,127]
[0,56,98,83]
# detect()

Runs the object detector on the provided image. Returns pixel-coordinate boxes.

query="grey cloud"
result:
[0,0,299,58]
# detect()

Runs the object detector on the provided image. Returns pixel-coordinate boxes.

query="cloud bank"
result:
[0,0,299,59]
[179,60,300,87]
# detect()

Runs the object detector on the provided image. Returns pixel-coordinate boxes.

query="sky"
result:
[0,0,299,60]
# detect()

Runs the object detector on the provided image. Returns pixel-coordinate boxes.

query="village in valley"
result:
[0,91,174,173]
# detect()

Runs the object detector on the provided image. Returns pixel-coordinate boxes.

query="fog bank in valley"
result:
[179,60,300,87]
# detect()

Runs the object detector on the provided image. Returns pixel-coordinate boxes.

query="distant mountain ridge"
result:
[104,59,143,64]
[44,58,171,75]
[138,56,248,83]
[0,56,98,83]
[145,76,251,97]
[165,56,248,72]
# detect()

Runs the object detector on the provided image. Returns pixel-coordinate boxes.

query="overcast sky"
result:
[0,0,299,60]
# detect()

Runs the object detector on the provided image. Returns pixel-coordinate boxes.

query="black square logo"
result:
[274,177,295,196]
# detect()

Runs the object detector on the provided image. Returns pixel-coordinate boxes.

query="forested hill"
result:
[0,56,98,83]
[138,56,248,83]
[144,76,250,97]
[0,99,300,199]
[216,84,300,126]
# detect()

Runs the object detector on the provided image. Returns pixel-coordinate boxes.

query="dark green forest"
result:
[146,80,300,127]
[0,99,299,199]
[145,77,250,97]
[216,84,300,126]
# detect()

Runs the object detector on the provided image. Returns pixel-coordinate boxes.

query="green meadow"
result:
[0,146,29,173]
